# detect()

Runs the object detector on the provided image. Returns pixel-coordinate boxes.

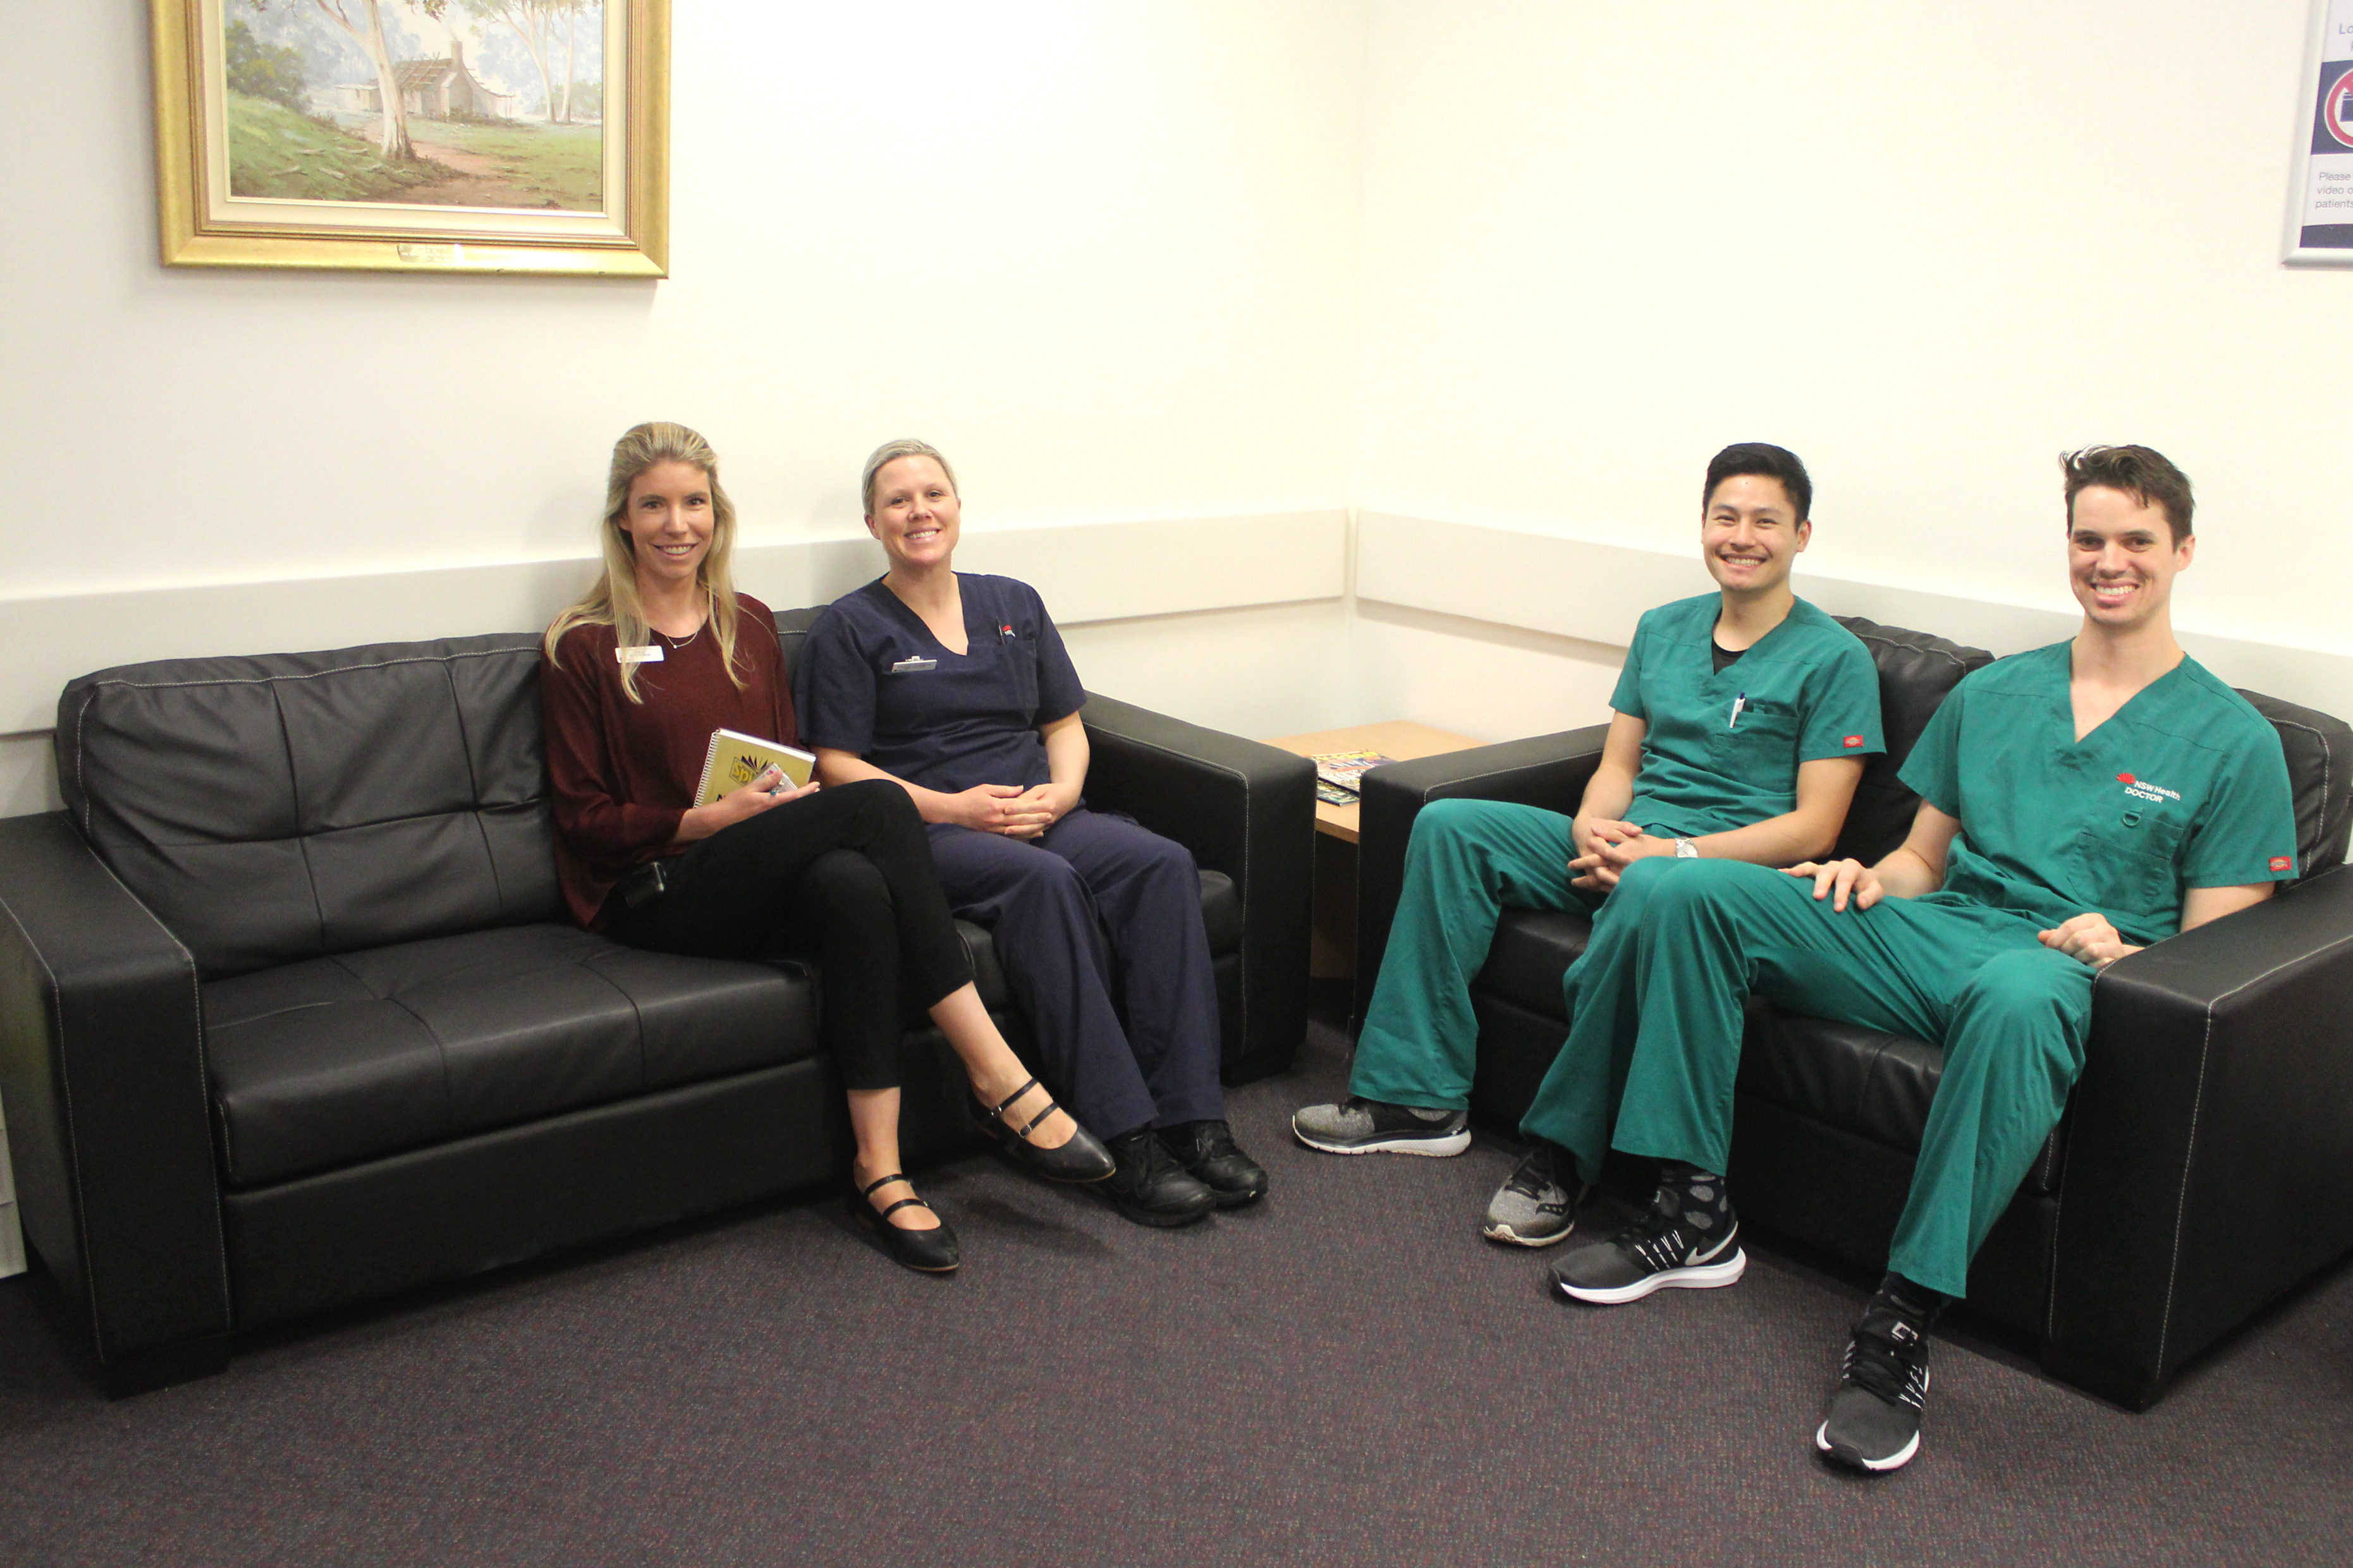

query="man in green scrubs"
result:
[1535,445,2299,1475]
[1292,444,1885,1248]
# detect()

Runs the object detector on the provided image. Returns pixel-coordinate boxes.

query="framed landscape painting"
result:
[152,0,668,277]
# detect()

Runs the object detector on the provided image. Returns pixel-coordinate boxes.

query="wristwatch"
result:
[1673,837,1699,859]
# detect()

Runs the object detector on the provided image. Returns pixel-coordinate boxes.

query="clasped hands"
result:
[946,781,1077,840]
[1783,858,2141,970]
[1568,818,1678,890]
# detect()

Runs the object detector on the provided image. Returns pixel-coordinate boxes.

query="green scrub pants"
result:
[1519,856,2094,1299]
[1350,799,1604,1110]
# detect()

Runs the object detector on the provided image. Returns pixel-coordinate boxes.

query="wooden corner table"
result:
[1264,720,1486,978]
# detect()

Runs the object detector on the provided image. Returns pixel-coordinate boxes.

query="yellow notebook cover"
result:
[693,729,817,806]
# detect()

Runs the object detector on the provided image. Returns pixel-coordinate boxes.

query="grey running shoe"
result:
[1292,1095,1470,1156]
[1549,1191,1745,1304]
[1816,1307,1932,1473]
[1482,1142,1578,1247]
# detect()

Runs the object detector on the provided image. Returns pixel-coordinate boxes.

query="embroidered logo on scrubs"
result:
[1000,624,1016,638]
[2271,855,2294,872]
[2116,772,2181,804]
[1842,734,1864,748]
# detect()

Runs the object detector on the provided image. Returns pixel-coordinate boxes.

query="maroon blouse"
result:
[539,593,796,928]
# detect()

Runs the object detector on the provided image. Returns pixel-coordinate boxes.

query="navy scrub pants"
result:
[927,806,1226,1140]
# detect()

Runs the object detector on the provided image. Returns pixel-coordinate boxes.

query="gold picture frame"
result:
[152,0,667,277]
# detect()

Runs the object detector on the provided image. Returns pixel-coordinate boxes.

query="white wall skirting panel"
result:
[0,511,1349,820]
[0,511,1349,738]
[1355,513,2353,722]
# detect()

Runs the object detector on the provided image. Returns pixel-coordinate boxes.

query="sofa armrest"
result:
[1079,693,1316,1083]
[0,812,229,1391]
[1352,726,1611,1030]
[2044,862,2353,1409]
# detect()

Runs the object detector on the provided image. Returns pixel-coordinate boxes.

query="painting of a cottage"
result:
[224,1,604,211]
[319,41,521,121]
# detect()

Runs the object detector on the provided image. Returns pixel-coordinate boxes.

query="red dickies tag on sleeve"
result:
[1842,735,1864,748]
[2270,856,2293,872]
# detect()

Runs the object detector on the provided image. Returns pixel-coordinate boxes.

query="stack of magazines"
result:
[1310,750,1396,807]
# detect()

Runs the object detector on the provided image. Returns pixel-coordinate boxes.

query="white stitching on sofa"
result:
[2147,923,2353,1371]
[81,844,234,1325]
[1079,711,1257,1047]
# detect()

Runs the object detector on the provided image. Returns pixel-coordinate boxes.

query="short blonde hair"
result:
[861,438,958,517]
[544,421,749,702]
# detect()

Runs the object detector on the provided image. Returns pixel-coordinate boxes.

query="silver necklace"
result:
[658,595,709,648]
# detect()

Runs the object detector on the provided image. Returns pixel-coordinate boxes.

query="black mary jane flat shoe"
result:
[970,1075,1116,1184]
[848,1172,962,1274]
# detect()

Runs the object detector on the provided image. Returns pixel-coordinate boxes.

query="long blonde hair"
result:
[545,422,748,703]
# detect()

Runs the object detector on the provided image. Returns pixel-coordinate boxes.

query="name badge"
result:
[889,656,938,674]
[616,645,664,664]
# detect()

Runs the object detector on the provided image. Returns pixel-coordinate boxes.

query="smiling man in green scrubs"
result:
[1293,443,1885,1248]
[1534,445,2299,1476]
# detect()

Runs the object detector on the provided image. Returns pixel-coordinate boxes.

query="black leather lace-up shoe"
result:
[1103,1129,1218,1227]
[1158,1119,1269,1207]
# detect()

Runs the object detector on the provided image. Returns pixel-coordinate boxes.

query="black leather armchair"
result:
[1350,616,2353,1409]
[0,617,1312,1394]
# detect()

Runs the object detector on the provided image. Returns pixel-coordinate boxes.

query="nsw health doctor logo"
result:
[2117,772,2180,805]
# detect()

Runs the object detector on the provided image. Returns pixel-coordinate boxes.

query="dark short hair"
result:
[1702,442,1812,522]
[2061,445,2193,545]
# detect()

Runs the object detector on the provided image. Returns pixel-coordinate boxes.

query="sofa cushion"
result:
[59,636,559,978]
[1475,908,1595,1019]
[1829,617,1995,866]
[1740,1007,2065,1194]
[2236,690,2353,884]
[1468,908,2065,1192]
[204,925,816,1188]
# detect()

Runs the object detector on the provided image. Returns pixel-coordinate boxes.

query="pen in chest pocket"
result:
[1729,691,1747,729]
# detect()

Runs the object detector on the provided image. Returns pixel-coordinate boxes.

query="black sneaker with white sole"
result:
[1292,1095,1470,1156]
[1549,1192,1745,1304]
[1816,1305,1932,1473]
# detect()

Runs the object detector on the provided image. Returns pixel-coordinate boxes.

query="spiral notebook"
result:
[693,729,817,807]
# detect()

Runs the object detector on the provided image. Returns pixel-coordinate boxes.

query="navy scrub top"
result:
[1899,641,2299,947]
[795,573,1087,794]
[1610,593,1886,839]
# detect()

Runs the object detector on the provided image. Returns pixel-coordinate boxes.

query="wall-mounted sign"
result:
[2288,0,2353,264]
[152,0,668,277]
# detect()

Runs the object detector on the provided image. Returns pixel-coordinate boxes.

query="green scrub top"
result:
[1611,593,1884,839]
[1899,642,2299,947]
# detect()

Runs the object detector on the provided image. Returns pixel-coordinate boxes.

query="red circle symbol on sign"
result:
[2329,72,2353,149]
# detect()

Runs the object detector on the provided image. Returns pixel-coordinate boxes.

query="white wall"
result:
[6,2,2352,818]
[0,2,1364,593]
[1354,0,2353,726]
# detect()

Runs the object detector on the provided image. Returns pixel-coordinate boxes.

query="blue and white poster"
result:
[2289,0,2353,263]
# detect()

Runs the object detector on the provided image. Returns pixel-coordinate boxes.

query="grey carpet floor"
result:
[3,1012,2350,1567]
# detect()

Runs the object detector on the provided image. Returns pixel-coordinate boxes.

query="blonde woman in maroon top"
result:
[541,423,1111,1273]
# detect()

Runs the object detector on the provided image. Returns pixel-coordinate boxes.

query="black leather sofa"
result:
[1352,616,2353,1410]
[0,609,1313,1395]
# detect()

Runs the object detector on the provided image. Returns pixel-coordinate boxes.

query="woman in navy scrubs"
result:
[797,439,1269,1227]
[541,423,1113,1275]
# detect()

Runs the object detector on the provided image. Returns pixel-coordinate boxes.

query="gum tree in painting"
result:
[429,0,588,125]
[252,0,416,158]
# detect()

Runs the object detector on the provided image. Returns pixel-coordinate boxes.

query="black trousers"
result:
[616,779,974,1091]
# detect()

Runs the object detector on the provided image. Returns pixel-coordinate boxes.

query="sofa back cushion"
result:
[2236,690,2353,884]
[1829,617,1996,866]
[57,635,560,977]
[774,605,822,686]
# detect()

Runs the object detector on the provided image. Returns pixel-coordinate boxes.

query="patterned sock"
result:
[1873,1271,1950,1331]
[1656,1158,1733,1237]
